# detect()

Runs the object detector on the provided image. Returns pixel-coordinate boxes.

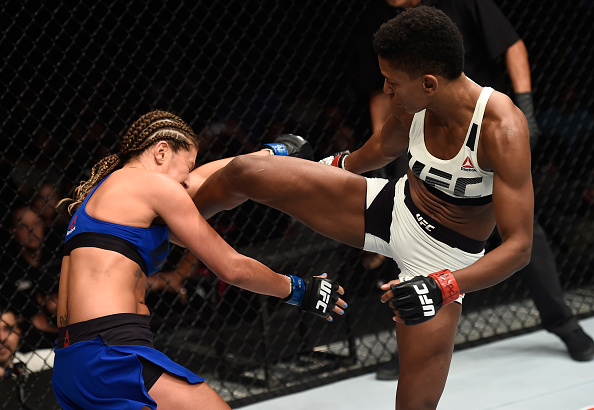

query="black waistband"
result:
[57,313,153,349]
[404,180,485,254]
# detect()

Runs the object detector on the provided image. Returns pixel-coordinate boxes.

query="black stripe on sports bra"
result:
[63,232,148,274]
[423,181,492,206]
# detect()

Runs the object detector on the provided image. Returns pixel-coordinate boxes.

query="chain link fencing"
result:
[1,0,593,408]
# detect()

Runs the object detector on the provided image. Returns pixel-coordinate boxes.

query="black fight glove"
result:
[263,134,314,160]
[390,269,460,325]
[283,275,341,319]
[514,92,541,151]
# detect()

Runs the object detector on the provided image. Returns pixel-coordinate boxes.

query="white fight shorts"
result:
[363,176,485,301]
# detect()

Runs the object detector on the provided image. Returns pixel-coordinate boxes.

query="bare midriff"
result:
[407,170,495,242]
[57,247,150,328]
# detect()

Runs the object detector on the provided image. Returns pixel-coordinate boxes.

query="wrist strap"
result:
[429,269,460,305]
[282,275,306,306]
[331,153,348,169]
[263,142,288,156]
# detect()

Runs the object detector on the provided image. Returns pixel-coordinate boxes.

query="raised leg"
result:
[194,155,368,248]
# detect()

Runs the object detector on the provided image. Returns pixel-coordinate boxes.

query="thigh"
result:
[198,155,368,248]
[149,372,230,410]
[395,303,461,410]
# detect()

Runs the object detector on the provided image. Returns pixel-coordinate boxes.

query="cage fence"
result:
[1,0,593,408]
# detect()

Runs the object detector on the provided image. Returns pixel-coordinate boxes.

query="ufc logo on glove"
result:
[316,280,333,313]
[413,283,436,316]
[390,270,460,325]
[284,275,341,319]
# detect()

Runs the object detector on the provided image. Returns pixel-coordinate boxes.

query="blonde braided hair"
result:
[59,110,199,215]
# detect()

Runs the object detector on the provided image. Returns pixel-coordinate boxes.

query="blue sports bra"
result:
[63,175,169,276]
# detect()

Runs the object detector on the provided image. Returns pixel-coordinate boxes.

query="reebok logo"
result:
[316,280,332,313]
[66,216,77,236]
[64,329,70,347]
[461,156,476,172]
[413,283,435,317]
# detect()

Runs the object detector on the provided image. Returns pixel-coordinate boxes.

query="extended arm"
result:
[154,175,347,320]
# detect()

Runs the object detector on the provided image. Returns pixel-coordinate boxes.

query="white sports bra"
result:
[408,87,494,206]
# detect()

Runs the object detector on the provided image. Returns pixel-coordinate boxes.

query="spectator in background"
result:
[0,306,31,409]
[1,204,49,323]
[31,181,70,256]
[1,203,61,354]
[0,194,60,404]
[356,0,594,381]
[0,307,24,381]
[31,181,69,228]
[17,262,60,353]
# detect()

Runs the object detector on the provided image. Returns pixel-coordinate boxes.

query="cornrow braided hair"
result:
[59,110,199,215]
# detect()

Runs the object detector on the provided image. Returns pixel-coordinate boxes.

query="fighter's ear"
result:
[154,141,170,165]
[422,75,438,94]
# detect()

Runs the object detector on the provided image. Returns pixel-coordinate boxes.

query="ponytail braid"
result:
[59,110,199,215]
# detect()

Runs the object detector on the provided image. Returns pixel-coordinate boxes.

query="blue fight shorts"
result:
[53,313,204,410]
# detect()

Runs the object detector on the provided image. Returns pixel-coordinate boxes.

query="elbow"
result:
[214,256,252,288]
[516,239,533,271]
[519,248,531,270]
[215,264,243,286]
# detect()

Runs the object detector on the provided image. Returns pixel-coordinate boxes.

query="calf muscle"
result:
[198,155,367,247]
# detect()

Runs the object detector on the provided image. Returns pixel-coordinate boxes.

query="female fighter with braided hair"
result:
[53,110,345,409]
[194,7,533,409]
